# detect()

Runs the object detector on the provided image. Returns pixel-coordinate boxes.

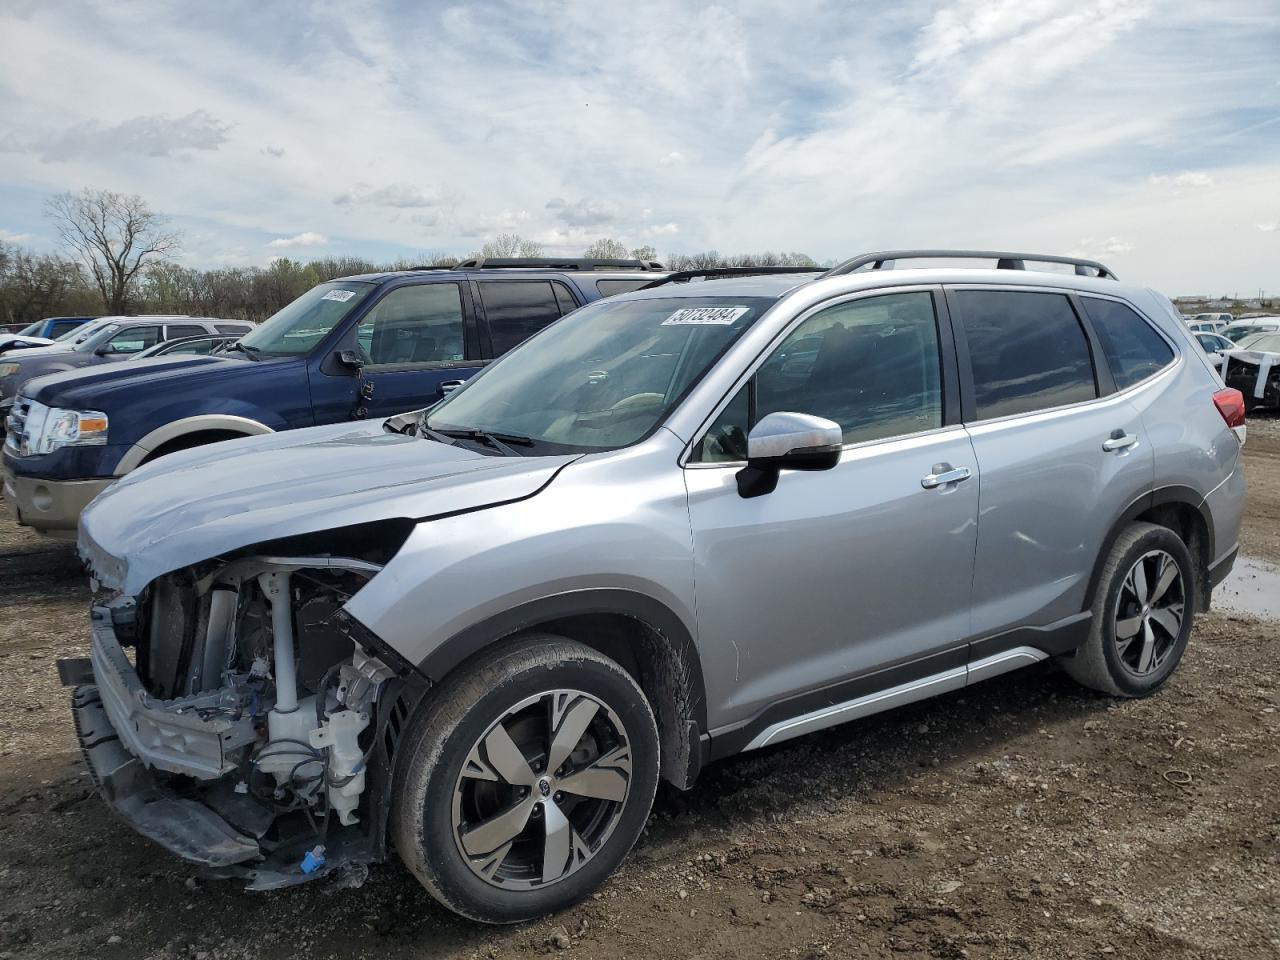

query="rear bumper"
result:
[1,469,112,538]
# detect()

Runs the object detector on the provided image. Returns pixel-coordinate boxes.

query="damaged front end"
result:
[61,523,426,889]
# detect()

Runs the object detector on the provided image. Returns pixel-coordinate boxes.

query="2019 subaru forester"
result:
[63,251,1246,922]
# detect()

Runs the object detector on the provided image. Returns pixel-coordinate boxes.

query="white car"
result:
[1222,319,1280,343]
[1190,312,1233,332]
[1194,332,1235,372]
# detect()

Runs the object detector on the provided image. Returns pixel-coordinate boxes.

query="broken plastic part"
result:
[300,845,326,874]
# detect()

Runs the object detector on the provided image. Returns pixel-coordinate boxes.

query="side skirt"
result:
[708,612,1090,759]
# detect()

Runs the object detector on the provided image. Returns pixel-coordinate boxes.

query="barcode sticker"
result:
[322,289,357,303]
[661,306,750,326]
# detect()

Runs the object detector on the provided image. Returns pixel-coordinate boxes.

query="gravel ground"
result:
[0,420,1276,960]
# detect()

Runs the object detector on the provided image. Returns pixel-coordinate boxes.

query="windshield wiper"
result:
[227,342,261,360]
[423,421,535,457]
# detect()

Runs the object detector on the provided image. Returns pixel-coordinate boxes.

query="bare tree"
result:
[629,244,657,262]
[478,233,544,258]
[584,238,628,259]
[45,188,182,313]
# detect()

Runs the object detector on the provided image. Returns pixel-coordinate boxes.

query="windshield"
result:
[1225,324,1274,341]
[238,281,374,357]
[71,323,126,352]
[428,296,772,452]
[54,322,92,342]
[16,321,42,337]
[1238,333,1280,352]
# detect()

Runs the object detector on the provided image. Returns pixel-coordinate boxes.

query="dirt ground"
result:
[1,419,1277,960]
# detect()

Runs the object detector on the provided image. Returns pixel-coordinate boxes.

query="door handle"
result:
[1102,431,1138,452]
[921,465,972,489]
[439,379,465,395]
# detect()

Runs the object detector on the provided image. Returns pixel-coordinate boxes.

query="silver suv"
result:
[65,250,1247,922]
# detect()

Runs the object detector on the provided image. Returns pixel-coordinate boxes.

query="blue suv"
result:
[2,259,664,537]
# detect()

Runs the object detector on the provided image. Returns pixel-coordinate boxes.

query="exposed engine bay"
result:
[65,532,426,889]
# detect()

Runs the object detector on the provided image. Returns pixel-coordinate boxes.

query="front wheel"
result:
[391,636,660,923]
[1062,521,1196,697]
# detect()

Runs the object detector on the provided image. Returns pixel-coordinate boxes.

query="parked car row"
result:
[29,249,1246,923]
[0,315,97,352]
[2,259,663,536]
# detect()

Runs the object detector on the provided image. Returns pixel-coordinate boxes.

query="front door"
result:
[308,280,485,423]
[684,288,979,737]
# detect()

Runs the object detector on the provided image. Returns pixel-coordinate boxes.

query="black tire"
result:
[1061,522,1196,697]
[390,635,660,923]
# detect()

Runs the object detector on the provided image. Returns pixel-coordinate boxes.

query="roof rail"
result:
[639,265,821,289]
[822,250,1118,280]
[448,257,665,272]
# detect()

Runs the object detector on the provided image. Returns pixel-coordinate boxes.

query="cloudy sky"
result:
[1,0,1277,294]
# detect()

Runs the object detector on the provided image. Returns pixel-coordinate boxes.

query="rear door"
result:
[164,323,212,342]
[473,278,580,358]
[949,287,1155,650]
[307,280,485,422]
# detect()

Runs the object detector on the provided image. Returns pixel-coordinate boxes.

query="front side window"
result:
[1082,297,1174,390]
[695,291,943,462]
[355,283,466,365]
[48,320,81,337]
[957,290,1096,420]
[102,325,161,354]
[429,296,770,452]
[478,280,573,356]
[238,281,374,357]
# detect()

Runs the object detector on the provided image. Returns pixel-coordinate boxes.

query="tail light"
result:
[1212,387,1246,443]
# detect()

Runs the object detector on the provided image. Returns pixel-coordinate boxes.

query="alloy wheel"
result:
[451,689,633,889]
[1114,549,1185,677]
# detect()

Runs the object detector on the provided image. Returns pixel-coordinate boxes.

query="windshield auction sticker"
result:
[661,306,750,326]
[321,289,358,303]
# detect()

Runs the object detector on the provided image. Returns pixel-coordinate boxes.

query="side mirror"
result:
[737,411,842,498]
[337,349,364,371]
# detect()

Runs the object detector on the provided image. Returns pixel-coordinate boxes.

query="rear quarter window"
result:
[1081,298,1174,389]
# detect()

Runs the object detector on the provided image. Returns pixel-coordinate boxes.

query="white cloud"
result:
[1149,171,1215,189]
[1258,222,1278,232]
[1072,236,1135,258]
[643,222,680,237]
[334,183,441,208]
[266,231,327,248]
[0,228,35,244]
[0,1,1276,291]
[6,110,229,161]
[545,197,617,227]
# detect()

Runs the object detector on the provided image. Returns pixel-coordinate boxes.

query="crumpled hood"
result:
[80,420,578,594]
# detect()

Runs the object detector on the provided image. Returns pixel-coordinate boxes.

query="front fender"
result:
[115,414,276,474]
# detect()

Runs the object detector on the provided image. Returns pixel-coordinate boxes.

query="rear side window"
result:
[215,323,249,334]
[956,290,1096,420]
[166,324,209,340]
[596,279,653,297]
[478,280,574,356]
[1082,298,1174,389]
[48,319,82,337]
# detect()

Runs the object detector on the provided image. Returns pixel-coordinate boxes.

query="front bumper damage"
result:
[62,543,426,890]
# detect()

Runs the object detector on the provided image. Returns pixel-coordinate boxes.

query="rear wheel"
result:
[1062,522,1196,697]
[391,636,659,923]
